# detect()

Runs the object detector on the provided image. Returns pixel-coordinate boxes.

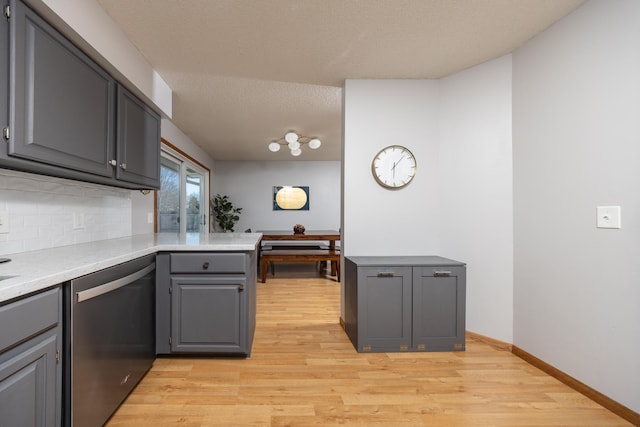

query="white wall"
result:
[342,66,514,342]
[513,0,640,413]
[161,119,215,174]
[343,80,441,256]
[0,169,131,255]
[130,190,154,235]
[439,55,514,343]
[213,161,340,233]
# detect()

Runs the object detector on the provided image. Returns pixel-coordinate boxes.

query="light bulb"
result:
[284,132,298,144]
[268,142,281,152]
[291,148,302,156]
[308,138,321,149]
[288,140,300,150]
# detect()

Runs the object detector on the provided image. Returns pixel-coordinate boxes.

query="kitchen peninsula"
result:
[0,232,261,302]
[0,232,261,426]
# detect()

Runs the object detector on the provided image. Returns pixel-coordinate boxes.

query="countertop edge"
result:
[344,255,466,266]
[0,233,262,303]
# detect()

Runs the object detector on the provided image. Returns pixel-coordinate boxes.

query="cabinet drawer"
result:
[171,253,246,274]
[0,288,60,353]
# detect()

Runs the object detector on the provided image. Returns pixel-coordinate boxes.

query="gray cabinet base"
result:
[344,256,466,353]
[156,251,257,356]
[0,287,61,426]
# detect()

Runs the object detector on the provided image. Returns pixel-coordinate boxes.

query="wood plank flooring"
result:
[107,276,633,426]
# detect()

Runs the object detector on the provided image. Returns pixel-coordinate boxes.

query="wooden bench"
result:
[260,248,340,283]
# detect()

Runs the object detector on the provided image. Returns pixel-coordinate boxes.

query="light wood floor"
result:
[107,275,632,426]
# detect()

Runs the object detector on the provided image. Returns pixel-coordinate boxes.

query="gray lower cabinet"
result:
[170,276,246,353]
[1,0,160,190]
[344,256,466,353]
[0,287,62,427]
[156,251,257,355]
[353,266,413,351]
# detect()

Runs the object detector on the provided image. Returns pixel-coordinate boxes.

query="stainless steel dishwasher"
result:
[64,254,155,427]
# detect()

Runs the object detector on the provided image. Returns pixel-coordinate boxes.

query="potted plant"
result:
[211,194,242,232]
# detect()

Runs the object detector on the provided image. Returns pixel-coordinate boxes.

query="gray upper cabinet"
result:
[1,7,8,147]
[1,0,160,190]
[8,0,116,177]
[116,86,160,188]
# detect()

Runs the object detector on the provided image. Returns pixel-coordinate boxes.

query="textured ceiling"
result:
[97,0,584,161]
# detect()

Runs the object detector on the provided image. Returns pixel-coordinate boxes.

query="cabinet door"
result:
[9,0,116,177]
[413,266,466,351]
[171,276,247,353]
[357,266,412,352]
[1,8,7,140]
[0,330,59,427]
[116,85,160,188]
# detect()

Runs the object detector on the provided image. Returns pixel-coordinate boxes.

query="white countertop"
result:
[0,232,262,303]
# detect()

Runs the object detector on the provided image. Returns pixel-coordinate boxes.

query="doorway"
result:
[157,141,210,233]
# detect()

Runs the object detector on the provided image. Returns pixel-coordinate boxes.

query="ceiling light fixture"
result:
[268,131,322,157]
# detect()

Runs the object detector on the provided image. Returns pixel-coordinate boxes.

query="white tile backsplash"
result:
[0,169,132,255]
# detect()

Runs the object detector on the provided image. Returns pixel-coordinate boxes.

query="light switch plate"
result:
[0,210,8,234]
[596,206,621,229]
[72,212,85,230]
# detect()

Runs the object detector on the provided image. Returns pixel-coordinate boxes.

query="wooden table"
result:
[258,230,340,249]
[257,230,341,281]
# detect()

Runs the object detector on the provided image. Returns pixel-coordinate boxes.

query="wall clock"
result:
[371,145,417,189]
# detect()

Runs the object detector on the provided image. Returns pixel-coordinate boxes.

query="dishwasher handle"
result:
[76,262,155,303]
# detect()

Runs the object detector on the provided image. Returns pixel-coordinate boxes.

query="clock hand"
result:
[391,155,405,179]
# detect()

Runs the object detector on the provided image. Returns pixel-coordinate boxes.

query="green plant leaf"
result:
[212,193,242,232]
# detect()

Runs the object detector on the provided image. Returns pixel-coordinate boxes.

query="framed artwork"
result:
[273,186,310,210]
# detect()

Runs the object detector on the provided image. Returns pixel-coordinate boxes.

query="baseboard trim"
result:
[466,332,638,425]
[512,345,639,426]
[348,328,637,423]
[466,330,513,352]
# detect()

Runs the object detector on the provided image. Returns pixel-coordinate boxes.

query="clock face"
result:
[371,145,417,189]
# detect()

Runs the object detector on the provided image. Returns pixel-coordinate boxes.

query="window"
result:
[157,142,210,233]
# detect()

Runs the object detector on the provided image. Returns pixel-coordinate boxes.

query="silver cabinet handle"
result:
[120,163,127,170]
[109,159,117,166]
[76,262,155,302]
[377,272,395,277]
[433,270,452,277]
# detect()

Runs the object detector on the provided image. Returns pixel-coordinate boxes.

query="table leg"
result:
[261,258,268,283]
[330,240,338,276]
